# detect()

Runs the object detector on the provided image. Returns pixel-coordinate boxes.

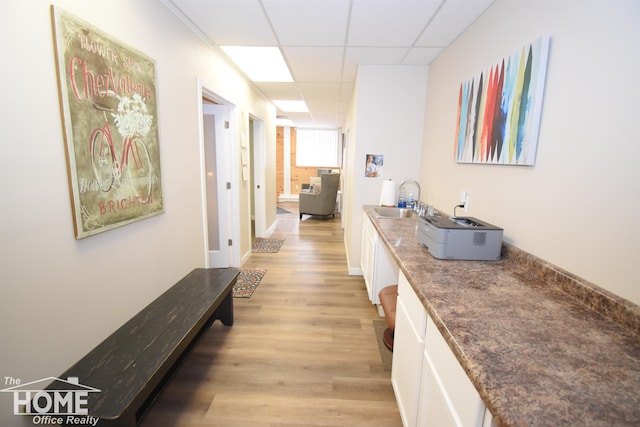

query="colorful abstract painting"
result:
[454,36,550,165]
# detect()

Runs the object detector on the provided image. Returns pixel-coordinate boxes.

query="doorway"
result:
[199,85,240,268]
[250,116,267,240]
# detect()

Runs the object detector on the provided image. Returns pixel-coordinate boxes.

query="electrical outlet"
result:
[460,191,469,212]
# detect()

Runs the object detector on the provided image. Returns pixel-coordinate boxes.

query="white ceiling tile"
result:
[339,83,355,101]
[348,0,441,46]
[341,63,358,83]
[171,0,276,45]
[305,99,340,114]
[415,0,495,47]
[402,47,443,64]
[309,111,343,129]
[345,47,408,65]
[298,83,341,100]
[166,0,495,129]
[254,82,302,99]
[340,99,352,115]
[282,47,344,82]
[285,111,315,126]
[263,0,351,46]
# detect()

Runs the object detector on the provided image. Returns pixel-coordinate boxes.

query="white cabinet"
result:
[360,214,398,304]
[417,315,488,427]
[391,271,495,427]
[361,213,376,299]
[391,271,427,426]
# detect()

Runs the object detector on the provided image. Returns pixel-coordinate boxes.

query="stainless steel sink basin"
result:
[373,207,419,218]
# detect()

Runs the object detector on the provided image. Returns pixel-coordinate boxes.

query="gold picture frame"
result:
[51,6,164,239]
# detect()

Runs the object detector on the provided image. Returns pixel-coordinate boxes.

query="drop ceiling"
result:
[165,0,495,129]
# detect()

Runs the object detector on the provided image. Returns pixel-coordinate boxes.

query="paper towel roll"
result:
[379,179,397,207]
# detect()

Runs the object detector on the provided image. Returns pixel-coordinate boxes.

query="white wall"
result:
[421,0,640,305]
[344,65,427,272]
[0,0,276,399]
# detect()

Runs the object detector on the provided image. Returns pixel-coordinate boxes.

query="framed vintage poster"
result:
[51,6,163,239]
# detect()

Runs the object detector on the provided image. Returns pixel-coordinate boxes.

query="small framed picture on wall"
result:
[365,154,383,178]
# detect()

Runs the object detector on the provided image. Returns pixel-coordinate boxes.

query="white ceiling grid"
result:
[167,0,495,128]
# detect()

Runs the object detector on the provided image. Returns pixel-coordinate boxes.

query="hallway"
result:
[141,202,402,426]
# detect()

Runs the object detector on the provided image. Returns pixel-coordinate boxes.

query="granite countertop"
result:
[363,206,640,426]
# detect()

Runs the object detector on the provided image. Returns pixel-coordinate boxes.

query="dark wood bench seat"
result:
[50,268,239,426]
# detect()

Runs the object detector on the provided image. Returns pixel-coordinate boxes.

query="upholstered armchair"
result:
[299,173,340,219]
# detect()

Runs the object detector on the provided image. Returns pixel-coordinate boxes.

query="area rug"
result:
[373,319,393,371]
[277,207,291,214]
[233,269,267,298]
[251,238,284,253]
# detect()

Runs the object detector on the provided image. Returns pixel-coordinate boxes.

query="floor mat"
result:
[233,269,267,298]
[251,238,284,253]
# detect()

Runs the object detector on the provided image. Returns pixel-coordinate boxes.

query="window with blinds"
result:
[296,129,341,167]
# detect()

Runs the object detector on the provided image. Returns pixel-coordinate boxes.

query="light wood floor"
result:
[140,202,402,427]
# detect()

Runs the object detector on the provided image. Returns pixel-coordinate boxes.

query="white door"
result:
[202,102,233,268]
[250,117,266,238]
[341,130,349,229]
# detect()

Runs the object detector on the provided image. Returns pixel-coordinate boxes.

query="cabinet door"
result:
[373,238,399,304]
[420,315,486,427]
[360,215,376,301]
[482,408,497,427]
[419,354,458,427]
[391,272,427,427]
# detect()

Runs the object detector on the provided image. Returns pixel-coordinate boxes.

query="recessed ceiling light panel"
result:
[220,46,293,82]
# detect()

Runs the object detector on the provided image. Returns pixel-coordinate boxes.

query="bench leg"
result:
[212,290,234,326]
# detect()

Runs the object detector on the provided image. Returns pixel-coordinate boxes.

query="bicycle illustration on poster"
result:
[52,6,164,239]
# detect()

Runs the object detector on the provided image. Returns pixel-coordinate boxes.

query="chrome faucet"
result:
[399,180,421,211]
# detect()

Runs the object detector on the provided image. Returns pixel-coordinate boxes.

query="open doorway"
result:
[199,85,240,268]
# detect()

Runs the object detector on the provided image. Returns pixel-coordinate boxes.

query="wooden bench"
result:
[50,268,239,426]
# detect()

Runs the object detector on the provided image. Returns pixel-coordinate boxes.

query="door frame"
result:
[250,115,267,238]
[197,80,240,267]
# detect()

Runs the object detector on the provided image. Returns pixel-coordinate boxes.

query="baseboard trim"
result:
[278,194,299,202]
[348,267,363,276]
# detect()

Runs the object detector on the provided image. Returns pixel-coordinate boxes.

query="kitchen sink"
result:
[373,207,419,219]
